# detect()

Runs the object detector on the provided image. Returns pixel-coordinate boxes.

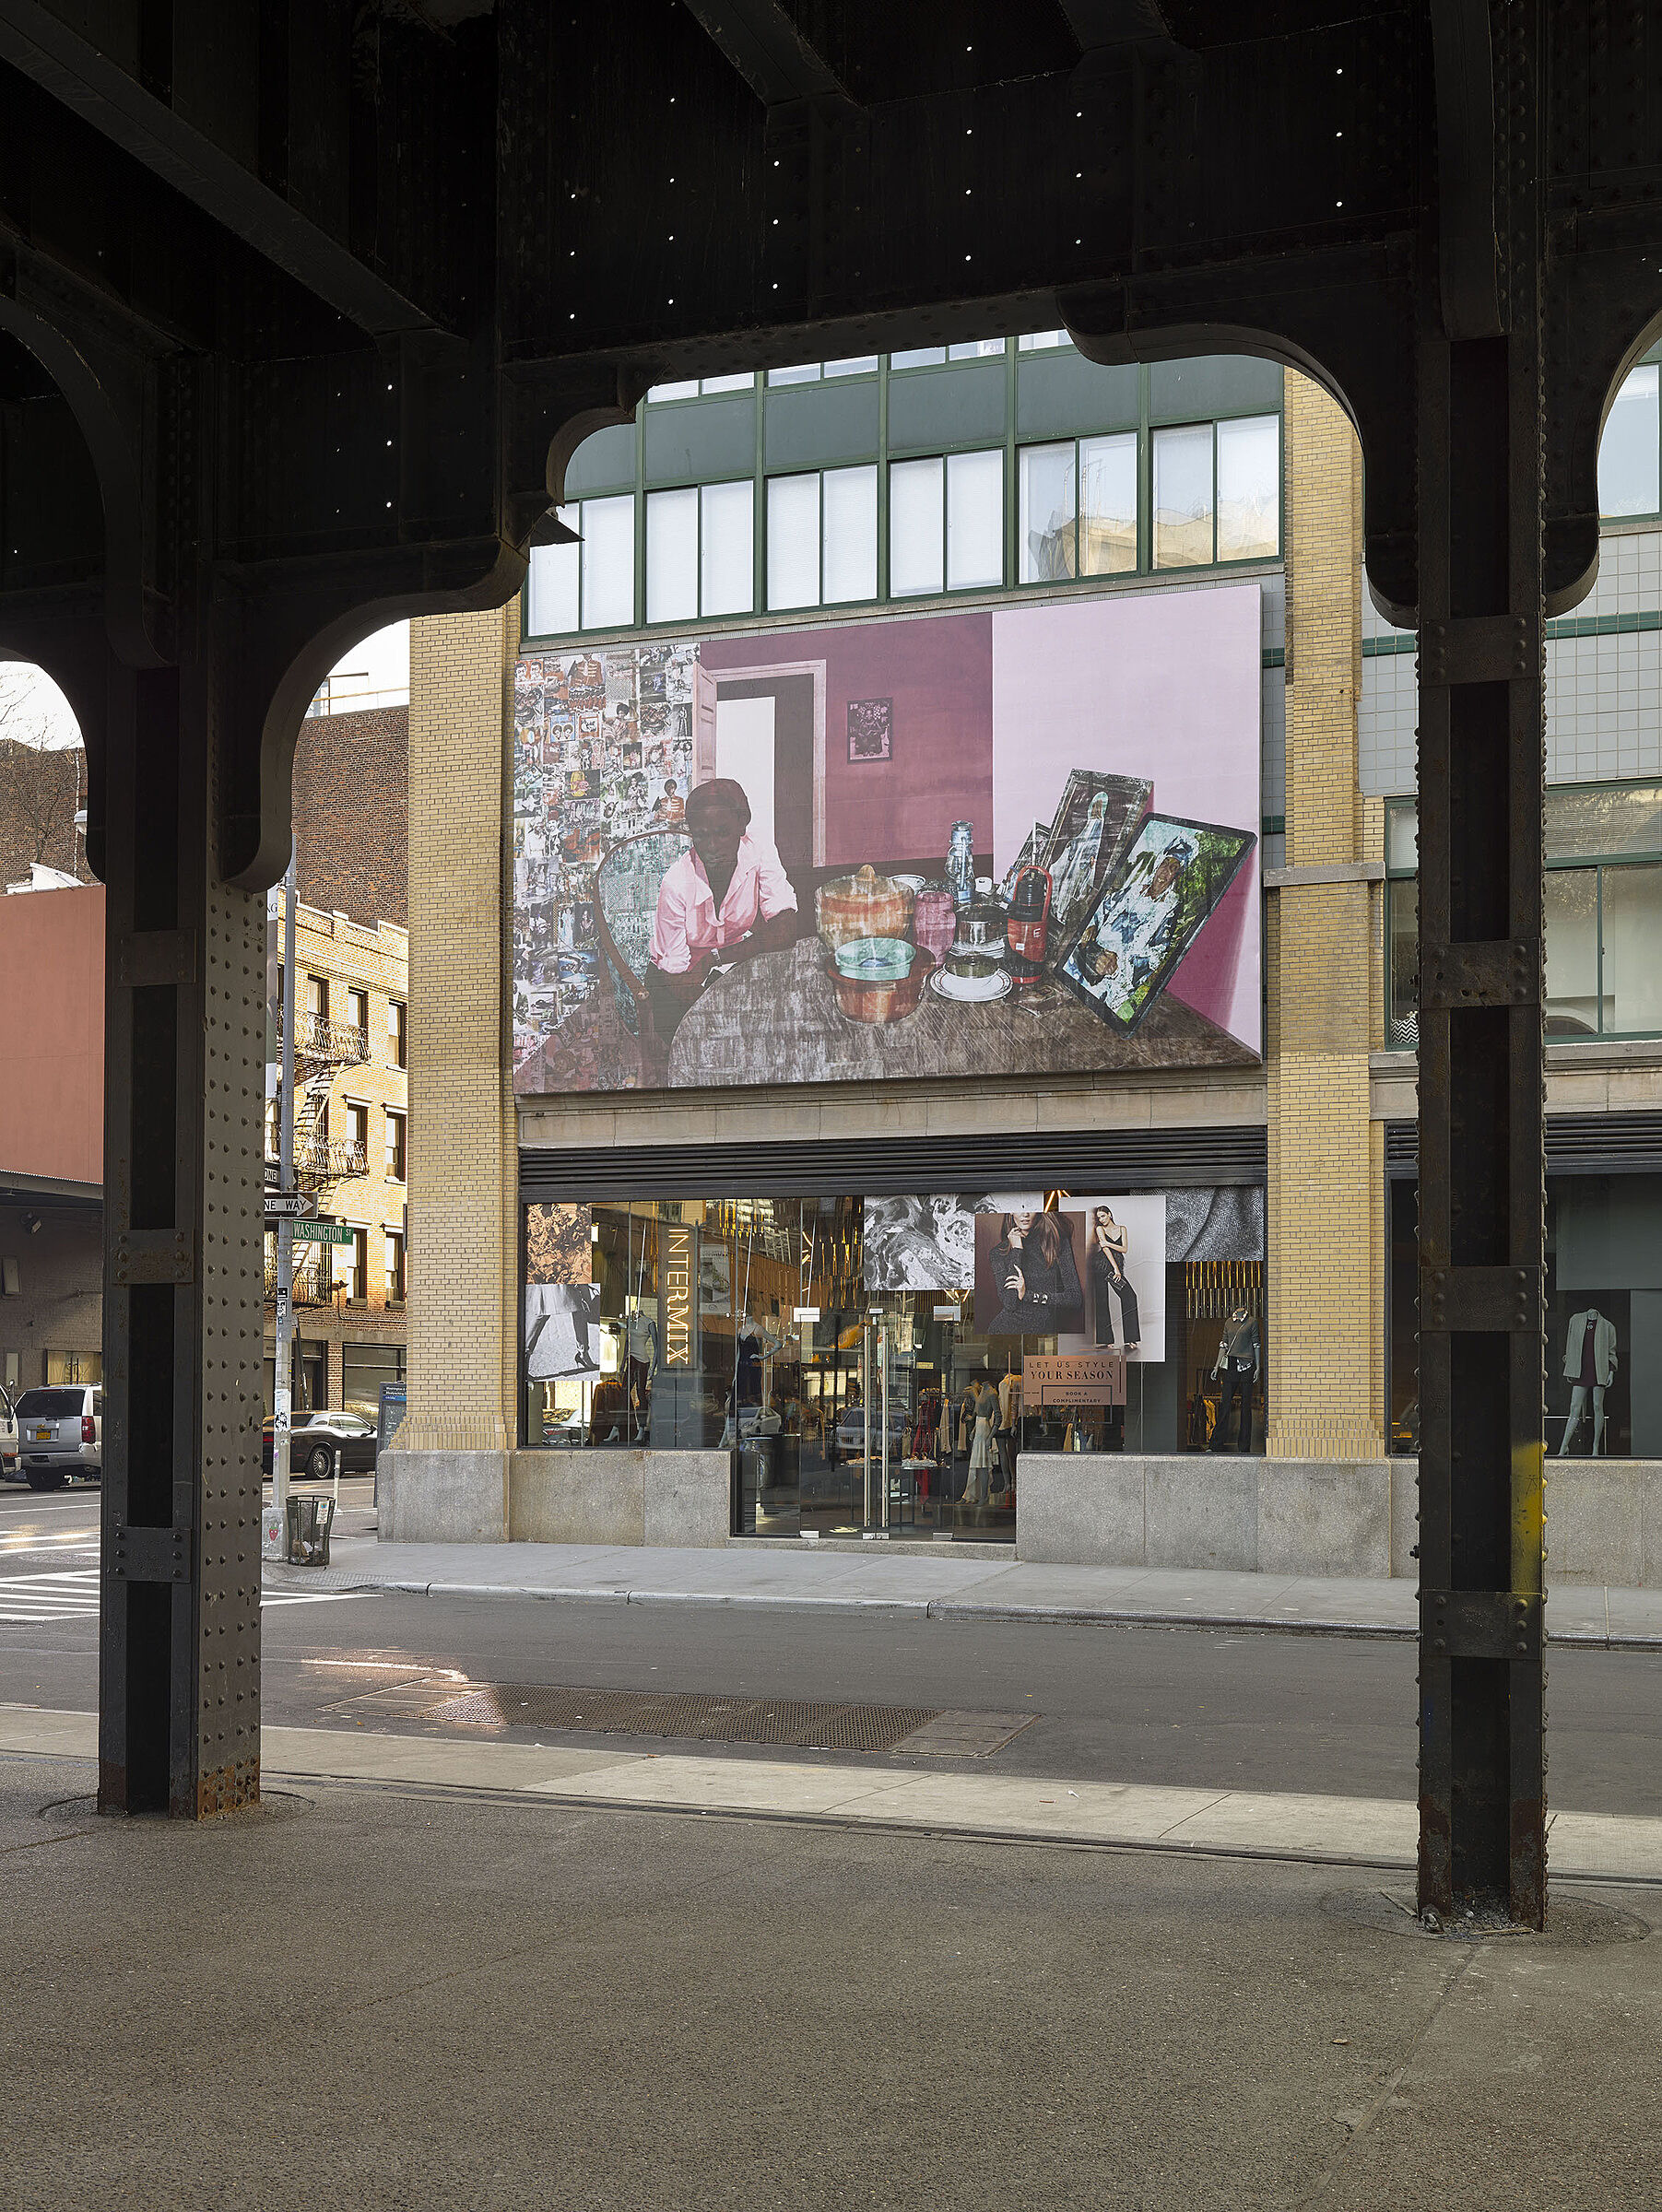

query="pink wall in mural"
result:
[989,584,1262,1049]
[701,611,995,868]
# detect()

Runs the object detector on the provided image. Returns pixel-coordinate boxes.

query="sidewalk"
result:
[266,1532,1662,1647]
[9,1731,1662,2212]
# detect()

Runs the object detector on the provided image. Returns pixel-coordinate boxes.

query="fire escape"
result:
[265,1009,371,1306]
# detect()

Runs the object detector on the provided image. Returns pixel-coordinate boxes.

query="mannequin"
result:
[626,1306,659,1441]
[1209,1304,1260,1454]
[1560,1307,1618,1457]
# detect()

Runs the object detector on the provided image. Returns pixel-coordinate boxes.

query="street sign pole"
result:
[265,842,298,1559]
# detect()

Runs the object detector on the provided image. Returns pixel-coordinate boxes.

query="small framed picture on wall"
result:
[847,696,893,765]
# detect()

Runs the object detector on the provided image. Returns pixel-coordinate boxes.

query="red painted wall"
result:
[0,884,103,1185]
[702,612,996,871]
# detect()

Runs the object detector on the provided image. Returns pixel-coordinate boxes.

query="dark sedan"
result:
[261,1410,378,1481]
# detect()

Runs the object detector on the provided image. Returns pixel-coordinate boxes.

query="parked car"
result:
[261,1410,379,1481]
[833,1406,911,1462]
[1,1383,18,1481]
[14,1384,101,1489]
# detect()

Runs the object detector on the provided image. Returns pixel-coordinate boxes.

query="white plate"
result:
[929,966,1011,1005]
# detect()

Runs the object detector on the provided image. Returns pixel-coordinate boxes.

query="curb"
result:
[255,1571,1662,1649]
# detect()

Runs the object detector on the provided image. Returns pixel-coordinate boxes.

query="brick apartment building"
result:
[0,693,409,1421]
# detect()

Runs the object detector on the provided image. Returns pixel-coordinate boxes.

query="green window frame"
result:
[1385,784,1662,1044]
[522,337,1284,647]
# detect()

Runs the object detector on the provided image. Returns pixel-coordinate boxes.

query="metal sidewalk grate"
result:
[421,1681,945,1752]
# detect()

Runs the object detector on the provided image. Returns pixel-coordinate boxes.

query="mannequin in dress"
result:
[964,1379,995,1508]
[1560,1307,1618,1456]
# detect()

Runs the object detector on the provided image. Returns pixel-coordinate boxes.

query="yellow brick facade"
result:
[1265,373,1387,1458]
[399,605,519,1453]
[264,898,408,1415]
[403,374,1394,1475]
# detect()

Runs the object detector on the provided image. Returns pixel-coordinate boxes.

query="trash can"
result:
[285,1491,336,1567]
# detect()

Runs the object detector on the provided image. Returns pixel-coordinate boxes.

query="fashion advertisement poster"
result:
[511,582,1261,1096]
[1059,1195,1168,1362]
[864,1194,989,1294]
[524,1283,603,1381]
[973,1207,1087,1338]
[525,1201,593,1286]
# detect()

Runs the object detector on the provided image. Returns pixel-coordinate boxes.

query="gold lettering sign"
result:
[664,1226,692,1368]
[1022,1351,1127,1406]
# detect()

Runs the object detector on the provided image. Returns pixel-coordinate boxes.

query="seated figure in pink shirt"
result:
[646,777,799,1044]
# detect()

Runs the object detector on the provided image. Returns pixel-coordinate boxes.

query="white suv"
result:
[14,1384,102,1490]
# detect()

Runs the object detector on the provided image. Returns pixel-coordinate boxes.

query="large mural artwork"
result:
[511,581,1262,1094]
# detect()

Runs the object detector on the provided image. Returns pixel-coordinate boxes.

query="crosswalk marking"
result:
[0,1570,363,1624]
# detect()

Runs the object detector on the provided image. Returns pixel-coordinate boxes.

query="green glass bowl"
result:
[834,935,915,982]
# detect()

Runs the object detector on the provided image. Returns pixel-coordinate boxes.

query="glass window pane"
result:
[1385,800,1420,875]
[766,474,820,608]
[579,495,635,629]
[1601,862,1662,1033]
[1018,442,1076,582]
[824,356,878,377]
[1387,878,1418,1048]
[1216,414,1280,560]
[700,371,754,394]
[946,449,1003,590]
[647,380,699,403]
[890,457,944,596]
[526,518,579,634]
[645,488,698,624]
[700,479,754,617]
[768,363,820,385]
[1546,867,1601,1038]
[1019,331,1067,351]
[822,465,878,604]
[1079,430,1137,576]
[1598,365,1660,518]
[1152,424,1214,568]
[1546,782,1662,860]
[890,347,947,371]
[949,339,1006,359]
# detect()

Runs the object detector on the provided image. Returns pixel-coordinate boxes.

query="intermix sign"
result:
[660,1223,698,1369]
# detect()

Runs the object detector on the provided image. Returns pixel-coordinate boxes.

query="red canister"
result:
[1005,865,1052,987]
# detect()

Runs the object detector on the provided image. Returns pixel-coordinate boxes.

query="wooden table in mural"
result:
[667,936,1256,1088]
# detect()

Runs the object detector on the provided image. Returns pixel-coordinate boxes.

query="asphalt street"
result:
[8,1481,1662,1813]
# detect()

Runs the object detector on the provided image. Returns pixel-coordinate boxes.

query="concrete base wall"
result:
[381,1444,1662,1589]
[1018,1453,1396,1579]
[378,1450,508,1542]
[505,1449,730,1548]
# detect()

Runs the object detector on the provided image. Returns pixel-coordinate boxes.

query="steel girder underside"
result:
[0,0,1658,1919]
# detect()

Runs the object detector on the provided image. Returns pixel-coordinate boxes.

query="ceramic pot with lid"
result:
[816,864,915,958]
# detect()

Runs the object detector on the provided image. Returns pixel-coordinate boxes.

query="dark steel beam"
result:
[0,0,442,336]
[678,0,853,105]
[97,656,265,1819]
[1415,0,1548,1929]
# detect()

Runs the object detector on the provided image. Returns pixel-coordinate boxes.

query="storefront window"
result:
[1389,1170,1662,1455]
[524,1186,1267,1536]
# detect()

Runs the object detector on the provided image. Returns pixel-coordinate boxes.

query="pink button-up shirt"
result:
[649,832,798,975]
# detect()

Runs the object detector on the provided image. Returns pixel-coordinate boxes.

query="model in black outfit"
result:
[987,1210,1083,1335]
[1088,1205,1140,1350]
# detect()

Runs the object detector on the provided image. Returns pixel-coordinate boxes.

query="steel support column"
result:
[97,660,266,1817]
[1415,13,1548,1926]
